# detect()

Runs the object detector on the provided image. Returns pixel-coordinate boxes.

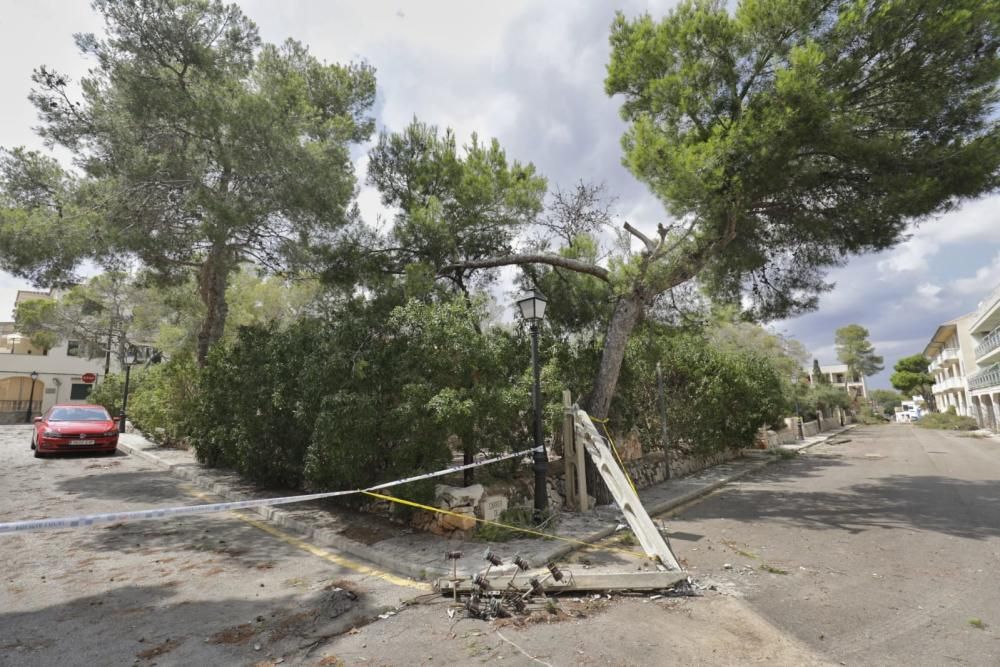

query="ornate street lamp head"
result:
[515,290,547,323]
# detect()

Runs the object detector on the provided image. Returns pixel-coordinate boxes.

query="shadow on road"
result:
[56,470,190,504]
[678,463,1000,540]
[0,581,385,666]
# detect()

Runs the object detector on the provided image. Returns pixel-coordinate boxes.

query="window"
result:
[69,383,92,400]
[49,405,110,421]
[67,340,82,357]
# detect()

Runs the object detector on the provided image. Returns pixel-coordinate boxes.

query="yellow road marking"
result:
[183,487,430,591]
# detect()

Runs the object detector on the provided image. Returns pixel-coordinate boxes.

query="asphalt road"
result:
[0,425,423,667]
[662,424,1000,666]
[4,421,996,666]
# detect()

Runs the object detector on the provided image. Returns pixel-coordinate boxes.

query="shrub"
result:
[654,333,786,456]
[800,385,851,422]
[916,412,979,431]
[89,372,128,416]
[857,405,886,425]
[189,296,531,493]
[89,356,199,447]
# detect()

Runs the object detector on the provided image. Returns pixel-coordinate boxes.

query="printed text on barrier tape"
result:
[0,446,542,535]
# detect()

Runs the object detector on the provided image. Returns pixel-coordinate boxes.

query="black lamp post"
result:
[516,290,548,523]
[118,347,138,434]
[25,370,39,423]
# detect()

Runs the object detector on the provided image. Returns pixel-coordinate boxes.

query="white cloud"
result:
[951,251,1000,296]
[877,195,1000,278]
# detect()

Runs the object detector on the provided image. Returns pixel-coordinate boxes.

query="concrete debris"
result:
[664,577,701,598]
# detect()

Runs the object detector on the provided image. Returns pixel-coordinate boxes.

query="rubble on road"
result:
[433,548,694,621]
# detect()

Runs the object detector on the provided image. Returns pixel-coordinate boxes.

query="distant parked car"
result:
[30,404,119,458]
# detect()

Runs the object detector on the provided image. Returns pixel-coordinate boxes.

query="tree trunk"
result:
[196,243,231,367]
[588,292,644,419]
[583,291,645,505]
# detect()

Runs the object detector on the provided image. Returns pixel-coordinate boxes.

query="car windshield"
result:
[48,407,111,422]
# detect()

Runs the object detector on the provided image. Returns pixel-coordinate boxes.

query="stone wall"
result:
[621,447,739,490]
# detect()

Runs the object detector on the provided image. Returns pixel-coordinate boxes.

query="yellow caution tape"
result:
[361,490,648,561]
[589,416,638,494]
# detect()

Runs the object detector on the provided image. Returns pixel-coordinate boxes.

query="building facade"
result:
[805,363,868,398]
[923,313,977,417]
[0,290,114,424]
[968,284,1000,431]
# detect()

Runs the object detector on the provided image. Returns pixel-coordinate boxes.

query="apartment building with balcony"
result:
[805,363,868,398]
[923,313,977,417]
[0,290,114,424]
[968,283,1000,431]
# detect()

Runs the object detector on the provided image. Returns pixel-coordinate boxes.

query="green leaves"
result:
[890,353,934,400]
[367,119,547,283]
[606,0,1000,318]
[835,323,883,378]
[7,0,378,363]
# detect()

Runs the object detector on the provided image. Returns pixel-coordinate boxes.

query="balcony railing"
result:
[932,376,965,393]
[968,364,1000,391]
[975,329,1000,360]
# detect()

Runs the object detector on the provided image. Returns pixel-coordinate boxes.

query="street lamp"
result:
[118,347,139,434]
[516,289,548,523]
[25,370,39,423]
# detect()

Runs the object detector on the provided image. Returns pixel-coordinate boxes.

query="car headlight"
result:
[43,430,61,438]
[103,430,119,437]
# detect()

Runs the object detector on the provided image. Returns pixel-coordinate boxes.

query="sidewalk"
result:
[117,424,857,581]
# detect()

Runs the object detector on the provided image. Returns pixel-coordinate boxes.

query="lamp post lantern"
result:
[118,347,138,434]
[516,290,548,523]
[25,370,39,423]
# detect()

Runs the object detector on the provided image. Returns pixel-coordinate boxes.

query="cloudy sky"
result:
[2,0,999,389]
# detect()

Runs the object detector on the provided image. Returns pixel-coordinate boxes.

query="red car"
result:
[31,404,119,458]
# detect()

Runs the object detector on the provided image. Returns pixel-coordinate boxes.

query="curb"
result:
[116,440,440,581]
[524,423,859,565]
[119,423,858,580]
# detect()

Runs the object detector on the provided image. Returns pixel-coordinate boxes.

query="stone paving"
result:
[117,424,856,580]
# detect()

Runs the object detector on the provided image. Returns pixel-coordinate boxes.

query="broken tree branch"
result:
[623,221,656,252]
[440,253,611,282]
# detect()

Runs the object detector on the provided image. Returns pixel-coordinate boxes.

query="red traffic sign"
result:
[81,372,97,384]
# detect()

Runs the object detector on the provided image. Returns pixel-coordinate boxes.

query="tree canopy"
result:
[890,353,935,404]
[1,0,376,363]
[835,324,883,382]
[605,0,1000,318]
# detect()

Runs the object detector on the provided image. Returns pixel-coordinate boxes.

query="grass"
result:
[775,449,798,460]
[760,564,789,575]
[916,412,980,431]
[475,507,557,542]
[725,542,759,560]
[617,532,637,546]
[969,618,987,630]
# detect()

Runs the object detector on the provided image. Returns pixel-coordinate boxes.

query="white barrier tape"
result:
[0,446,543,535]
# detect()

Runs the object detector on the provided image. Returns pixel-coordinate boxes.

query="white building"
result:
[895,397,926,423]
[923,313,977,416]
[968,284,1000,431]
[805,363,868,398]
[0,290,116,424]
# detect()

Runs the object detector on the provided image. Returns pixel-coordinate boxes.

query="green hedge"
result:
[89,356,199,446]
[916,412,980,431]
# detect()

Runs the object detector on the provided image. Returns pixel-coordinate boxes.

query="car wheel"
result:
[105,449,118,456]
[34,447,44,459]
[30,435,35,450]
